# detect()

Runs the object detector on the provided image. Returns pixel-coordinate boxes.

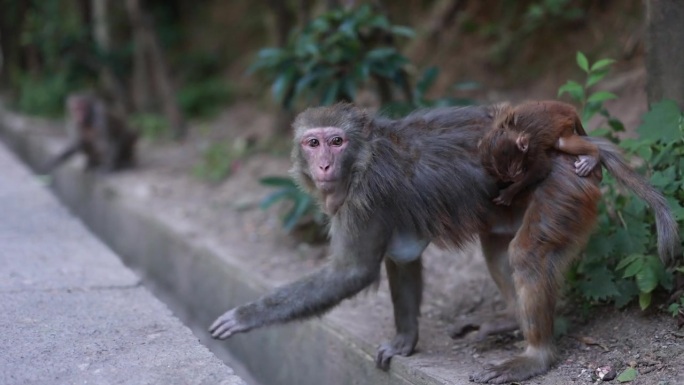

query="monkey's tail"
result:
[587,136,681,264]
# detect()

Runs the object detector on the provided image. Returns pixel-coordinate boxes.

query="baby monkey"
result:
[479,100,599,205]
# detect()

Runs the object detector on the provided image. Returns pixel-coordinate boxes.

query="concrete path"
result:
[0,142,245,385]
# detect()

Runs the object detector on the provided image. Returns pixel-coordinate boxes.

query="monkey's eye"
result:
[307,138,320,147]
[330,136,344,146]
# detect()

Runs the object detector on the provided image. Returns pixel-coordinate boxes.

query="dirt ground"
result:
[26,64,683,385]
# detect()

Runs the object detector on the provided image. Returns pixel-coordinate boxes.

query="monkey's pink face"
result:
[299,127,348,193]
[68,100,89,125]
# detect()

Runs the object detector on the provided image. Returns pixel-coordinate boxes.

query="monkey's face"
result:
[296,126,353,215]
[299,127,349,193]
[505,160,526,182]
[68,99,91,126]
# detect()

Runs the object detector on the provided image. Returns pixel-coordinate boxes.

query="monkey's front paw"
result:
[209,309,250,340]
[574,155,598,177]
[492,195,512,206]
[375,333,417,370]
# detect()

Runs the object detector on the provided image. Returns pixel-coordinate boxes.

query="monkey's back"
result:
[513,101,579,145]
[345,106,497,249]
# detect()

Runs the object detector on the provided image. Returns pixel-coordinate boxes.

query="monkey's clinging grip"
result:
[209,102,679,383]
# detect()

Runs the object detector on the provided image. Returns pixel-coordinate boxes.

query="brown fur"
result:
[46,93,137,173]
[479,101,600,206]
[210,103,680,384]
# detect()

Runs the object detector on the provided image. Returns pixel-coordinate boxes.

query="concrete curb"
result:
[0,138,245,385]
[0,110,449,385]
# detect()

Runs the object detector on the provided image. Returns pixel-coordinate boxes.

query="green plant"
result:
[485,0,586,66]
[129,113,170,141]
[558,52,620,124]
[178,78,234,119]
[12,1,98,116]
[14,72,73,117]
[523,0,584,33]
[192,142,236,183]
[560,52,684,310]
[668,279,684,318]
[380,66,479,117]
[249,4,414,109]
[259,177,326,233]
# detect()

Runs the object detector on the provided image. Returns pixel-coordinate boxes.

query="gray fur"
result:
[586,136,681,263]
[292,104,497,249]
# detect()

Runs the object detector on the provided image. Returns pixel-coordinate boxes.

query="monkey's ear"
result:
[516,134,529,153]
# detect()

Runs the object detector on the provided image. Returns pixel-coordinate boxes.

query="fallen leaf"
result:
[617,367,637,383]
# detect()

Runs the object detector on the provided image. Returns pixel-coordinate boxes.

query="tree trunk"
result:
[126,0,186,140]
[91,0,131,117]
[266,0,296,47]
[0,0,29,86]
[645,0,684,108]
[299,0,313,25]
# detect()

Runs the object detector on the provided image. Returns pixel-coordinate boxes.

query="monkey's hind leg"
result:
[376,257,422,370]
[470,239,562,384]
[451,233,518,341]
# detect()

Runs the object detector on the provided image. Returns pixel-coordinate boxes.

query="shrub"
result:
[561,52,684,310]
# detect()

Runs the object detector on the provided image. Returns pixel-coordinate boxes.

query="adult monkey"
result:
[210,103,679,383]
[46,93,137,173]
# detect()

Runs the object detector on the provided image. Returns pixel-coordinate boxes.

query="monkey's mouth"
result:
[315,179,338,192]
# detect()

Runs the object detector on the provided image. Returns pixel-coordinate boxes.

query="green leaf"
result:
[635,259,659,293]
[587,91,617,103]
[320,80,341,105]
[586,70,608,88]
[338,19,357,37]
[616,254,641,271]
[271,68,296,105]
[668,302,681,316]
[294,72,320,96]
[558,80,585,101]
[576,51,589,72]
[582,102,602,122]
[390,25,415,38]
[578,266,620,300]
[452,81,480,91]
[650,166,677,190]
[590,58,616,72]
[608,117,625,132]
[366,47,397,61]
[621,256,644,278]
[416,67,439,99]
[260,189,295,210]
[283,195,313,231]
[666,196,684,221]
[340,77,357,100]
[260,176,298,187]
[636,143,653,161]
[611,227,646,257]
[614,280,640,308]
[637,100,683,143]
[589,127,612,138]
[617,367,637,382]
[639,292,652,310]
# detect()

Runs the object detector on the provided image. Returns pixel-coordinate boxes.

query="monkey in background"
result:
[479,100,600,206]
[209,103,679,384]
[45,93,137,173]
